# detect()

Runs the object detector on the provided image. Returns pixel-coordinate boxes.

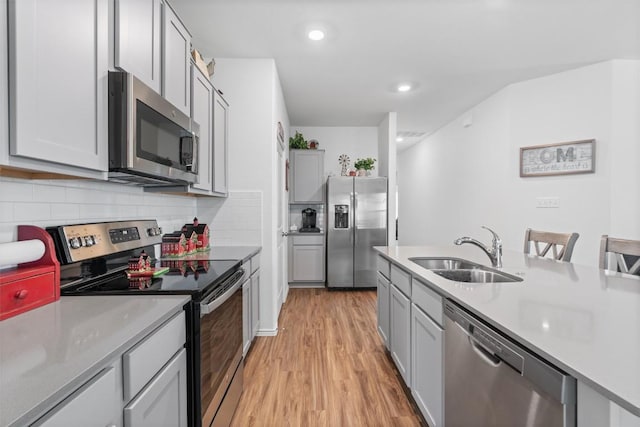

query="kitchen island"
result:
[375,245,640,426]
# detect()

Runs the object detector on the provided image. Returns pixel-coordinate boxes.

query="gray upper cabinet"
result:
[7,0,109,172]
[115,0,162,93]
[162,2,191,116]
[212,90,229,196]
[290,150,325,203]
[191,63,213,192]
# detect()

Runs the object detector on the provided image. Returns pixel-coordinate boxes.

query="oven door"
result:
[199,269,244,427]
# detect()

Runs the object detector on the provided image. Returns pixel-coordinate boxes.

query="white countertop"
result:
[0,295,190,427]
[375,245,640,416]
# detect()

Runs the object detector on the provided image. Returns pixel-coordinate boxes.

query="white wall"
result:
[0,176,196,244]
[289,126,378,177]
[378,113,397,245]
[398,60,640,267]
[210,58,289,335]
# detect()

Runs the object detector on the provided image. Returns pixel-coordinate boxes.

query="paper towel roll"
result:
[0,239,46,268]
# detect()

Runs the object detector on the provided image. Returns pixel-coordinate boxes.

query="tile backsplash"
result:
[0,176,197,244]
[1,177,262,255]
[197,191,262,246]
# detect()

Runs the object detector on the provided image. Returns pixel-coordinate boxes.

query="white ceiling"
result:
[171,0,640,148]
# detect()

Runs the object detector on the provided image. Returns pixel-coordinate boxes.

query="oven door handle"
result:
[200,272,243,317]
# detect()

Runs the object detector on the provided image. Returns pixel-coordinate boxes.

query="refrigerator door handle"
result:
[353,191,358,245]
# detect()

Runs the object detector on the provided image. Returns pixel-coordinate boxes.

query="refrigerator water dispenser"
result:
[334,205,349,228]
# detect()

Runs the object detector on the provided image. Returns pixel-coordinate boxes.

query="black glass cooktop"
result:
[61,259,241,301]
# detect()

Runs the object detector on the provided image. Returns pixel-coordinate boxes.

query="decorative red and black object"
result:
[181,217,210,252]
[0,226,60,321]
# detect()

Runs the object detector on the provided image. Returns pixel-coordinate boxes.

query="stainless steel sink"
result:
[409,257,482,270]
[409,257,523,283]
[431,269,523,283]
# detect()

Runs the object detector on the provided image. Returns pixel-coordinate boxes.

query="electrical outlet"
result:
[536,197,560,208]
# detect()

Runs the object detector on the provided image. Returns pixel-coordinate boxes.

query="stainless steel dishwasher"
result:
[444,300,576,427]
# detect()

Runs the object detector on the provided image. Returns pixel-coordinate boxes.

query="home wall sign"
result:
[520,139,595,177]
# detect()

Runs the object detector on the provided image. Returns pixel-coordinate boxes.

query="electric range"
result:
[47,220,245,427]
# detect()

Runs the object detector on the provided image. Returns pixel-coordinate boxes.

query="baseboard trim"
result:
[256,328,278,337]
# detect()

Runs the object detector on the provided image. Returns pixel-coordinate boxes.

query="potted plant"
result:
[354,157,376,176]
[289,131,308,149]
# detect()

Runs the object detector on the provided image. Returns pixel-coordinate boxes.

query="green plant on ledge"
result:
[354,157,376,171]
[289,131,308,149]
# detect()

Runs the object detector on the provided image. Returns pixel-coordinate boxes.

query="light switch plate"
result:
[536,197,560,208]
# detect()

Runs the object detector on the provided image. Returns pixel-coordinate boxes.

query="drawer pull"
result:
[15,289,29,300]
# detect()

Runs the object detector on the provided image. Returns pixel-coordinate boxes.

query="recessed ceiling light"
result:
[308,30,325,41]
[396,137,404,142]
[397,84,412,92]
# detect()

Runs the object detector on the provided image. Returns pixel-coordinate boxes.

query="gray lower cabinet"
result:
[251,268,260,338]
[289,235,325,283]
[32,311,187,427]
[378,255,445,425]
[411,303,443,427]
[377,273,390,349]
[124,349,188,427]
[243,252,261,356]
[34,365,121,426]
[390,284,411,386]
[242,272,251,356]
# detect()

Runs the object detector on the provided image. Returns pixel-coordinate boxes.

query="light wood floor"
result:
[230,288,424,426]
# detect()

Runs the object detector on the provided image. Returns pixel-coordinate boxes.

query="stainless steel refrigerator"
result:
[327,176,388,288]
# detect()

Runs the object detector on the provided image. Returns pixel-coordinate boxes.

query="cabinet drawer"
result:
[412,278,443,327]
[292,235,324,245]
[34,367,118,427]
[390,263,411,297]
[0,272,56,320]
[123,311,186,402]
[377,256,390,279]
[250,252,260,274]
[124,348,188,427]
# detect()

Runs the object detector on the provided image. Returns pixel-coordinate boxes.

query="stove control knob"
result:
[84,235,95,247]
[69,237,81,249]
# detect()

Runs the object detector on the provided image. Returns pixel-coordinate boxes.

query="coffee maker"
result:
[300,208,320,233]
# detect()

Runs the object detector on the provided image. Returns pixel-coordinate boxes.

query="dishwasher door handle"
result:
[469,336,502,368]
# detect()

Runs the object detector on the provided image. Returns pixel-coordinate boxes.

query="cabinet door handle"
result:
[15,289,29,300]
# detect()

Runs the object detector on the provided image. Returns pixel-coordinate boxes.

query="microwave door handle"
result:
[179,135,197,173]
[191,132,198,174]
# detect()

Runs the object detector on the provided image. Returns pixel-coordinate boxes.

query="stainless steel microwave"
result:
[108,71,198,185]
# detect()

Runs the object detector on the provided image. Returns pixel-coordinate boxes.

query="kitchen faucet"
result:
[454,226,503,268]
